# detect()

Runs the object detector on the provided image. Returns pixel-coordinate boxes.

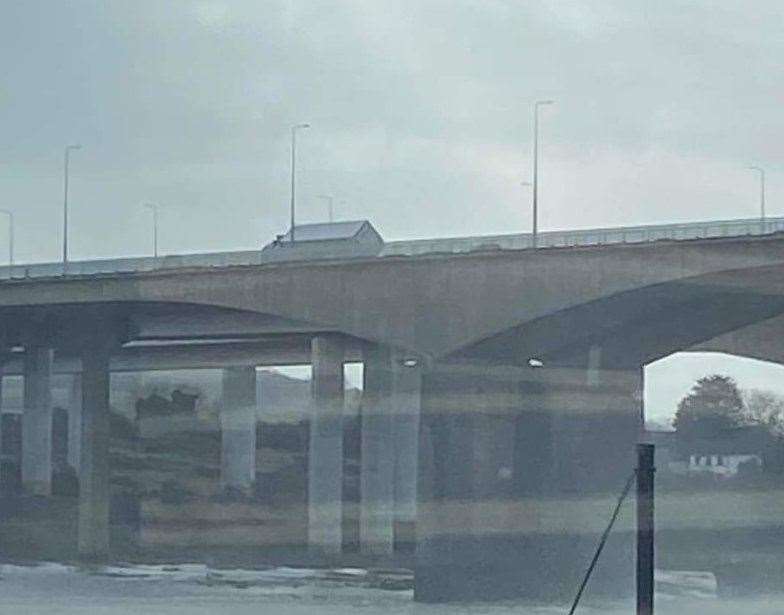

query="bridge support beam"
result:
[360,345,395,555]
[21,346,54,496]
[392,355,421,550]
[415,355,643,603]
[67,374,82,473]
[360,346,422,555]
[308,335,345,554]
[78,348,111,559]
[220,366,258,494]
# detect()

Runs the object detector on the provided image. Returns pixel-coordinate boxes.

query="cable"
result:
[568,470,637,615]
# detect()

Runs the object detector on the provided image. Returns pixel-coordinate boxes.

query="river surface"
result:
[1,562,782,615]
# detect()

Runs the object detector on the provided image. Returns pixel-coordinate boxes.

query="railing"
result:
[1,216,783,280]
[381,216,784,257]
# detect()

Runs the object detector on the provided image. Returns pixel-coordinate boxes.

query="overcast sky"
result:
[1,1,782,264]
[3,2,784,399]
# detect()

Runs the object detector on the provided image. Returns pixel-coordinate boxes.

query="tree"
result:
[673,374,745,438]
[744,389,784,436]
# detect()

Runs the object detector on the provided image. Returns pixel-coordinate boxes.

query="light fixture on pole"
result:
[142,202,162,258]
[317,194,335,223]
[290,123,310,242]
[747,165,766,221]
[0,209,14,270]
[532,101,554,248]
[63,144,82,273]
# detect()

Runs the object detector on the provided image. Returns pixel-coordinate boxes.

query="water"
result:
[0,562,782,615]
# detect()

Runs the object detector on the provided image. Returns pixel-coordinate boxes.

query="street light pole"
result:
[142,202,161,258]
[290,123,310,242]
[63,144,82,273]
[318,194,335,223]
[532,101,554,248]
[0,209,14,269]
[748,166,766,221]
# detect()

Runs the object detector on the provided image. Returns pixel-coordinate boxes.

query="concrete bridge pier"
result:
[78,347,112,559]
[391,355,421,549]
[21,345,54,496]
[308,335,345,554]
[0,345,11,465]
[220,366,258,494]
[360,346,422,555]
[360,345,396,556]
[67,374,82,473]
[414,354,643,603]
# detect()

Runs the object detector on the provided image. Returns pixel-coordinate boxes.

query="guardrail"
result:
[381,216,784,256]
[2,216,783,280]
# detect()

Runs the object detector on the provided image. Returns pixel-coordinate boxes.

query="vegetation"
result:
[673,374,745,437]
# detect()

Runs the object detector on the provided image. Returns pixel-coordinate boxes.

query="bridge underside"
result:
[2,256,784,602]
[415,272,784,601]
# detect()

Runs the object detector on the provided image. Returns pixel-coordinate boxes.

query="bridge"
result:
[1,215,784,600]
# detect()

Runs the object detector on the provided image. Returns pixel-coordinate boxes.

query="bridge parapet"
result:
[2,216,783,281]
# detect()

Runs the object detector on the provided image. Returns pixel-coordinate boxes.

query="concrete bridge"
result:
[1,216,784,600]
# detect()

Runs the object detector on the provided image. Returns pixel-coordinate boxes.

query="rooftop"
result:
[276,220,370,243]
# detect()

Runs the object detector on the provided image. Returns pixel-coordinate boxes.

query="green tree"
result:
[744,389,784,436]
[673,374,744,438]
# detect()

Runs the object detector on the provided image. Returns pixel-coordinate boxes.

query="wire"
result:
[567,470,637,615]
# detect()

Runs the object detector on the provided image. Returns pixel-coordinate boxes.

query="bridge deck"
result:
[2,216,783,280]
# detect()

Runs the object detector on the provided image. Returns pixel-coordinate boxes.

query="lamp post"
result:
[520,181,532,244]
[63,144,82,273]
[318,194,335,223]
[142,202,162,258]
[747,166,766,221]
[290,123,310,242]
[532,101,554,248]
[0,209,14,270]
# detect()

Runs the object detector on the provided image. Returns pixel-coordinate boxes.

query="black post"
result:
[636,443,655,615]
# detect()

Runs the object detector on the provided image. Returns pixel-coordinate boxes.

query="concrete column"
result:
[21,346,54,495]
[391,355,421,548]
[78,349,111,559]
[360,345,395,555]
[67,374,82,472]
[0,363,4,462]
[220,366,257,493]
[415,356,643,603]
[308,335,345,554]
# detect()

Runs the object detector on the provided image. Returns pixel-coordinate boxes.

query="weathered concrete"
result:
[67,374,82,472]
[220,366,258,493]
[308,335,345,554]
[21,346,54,495]
[360,345,396,555]
[358,346,422,554]
[391,356,421,546]
[78,348,111,559]
[2,233,784,361]
[415,354,643,602]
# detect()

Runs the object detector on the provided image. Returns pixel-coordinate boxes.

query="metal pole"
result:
[636,443,655,615]
[0,210,13,274]
[290,127,296,242]
[64,149,70,271]
[142,203,161,258]
[748,166,766,225]
[63,144,81,274]
[533,107,538,248]
[532,101,553,249]
[152,206,158,258]
[290,123,310,243]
